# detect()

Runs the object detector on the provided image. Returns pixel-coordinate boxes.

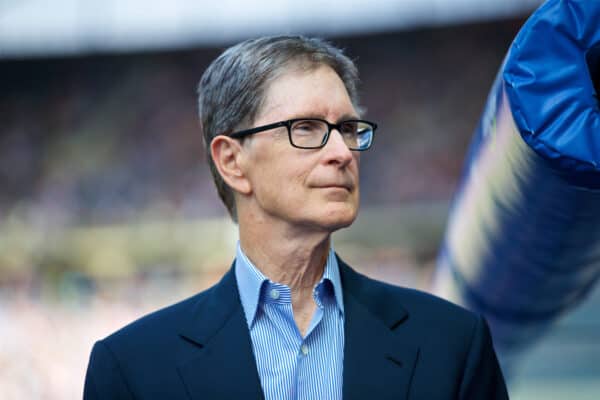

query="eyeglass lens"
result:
[290,120,373,150]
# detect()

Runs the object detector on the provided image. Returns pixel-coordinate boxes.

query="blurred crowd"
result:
[1,19,520,228]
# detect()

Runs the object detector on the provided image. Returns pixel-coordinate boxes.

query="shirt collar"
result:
[234,242,344,329]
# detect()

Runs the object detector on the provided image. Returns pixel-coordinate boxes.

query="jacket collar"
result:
[177,265,264,399]
[177,257,419,400]
[338,257,419,400]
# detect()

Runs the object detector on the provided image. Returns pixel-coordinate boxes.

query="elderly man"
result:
[84,36,508,399]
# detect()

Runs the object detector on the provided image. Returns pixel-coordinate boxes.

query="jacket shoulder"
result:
[339,259,478,330]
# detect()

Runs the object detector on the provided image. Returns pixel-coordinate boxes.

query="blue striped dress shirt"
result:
[234,243,345,400]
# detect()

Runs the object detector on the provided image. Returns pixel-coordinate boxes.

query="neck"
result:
[237,202,341,336]
[239,223,331,292]
[239,221,332,337]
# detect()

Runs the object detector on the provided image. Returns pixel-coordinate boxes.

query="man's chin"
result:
[319,208,358,232]
[327,219,355,233]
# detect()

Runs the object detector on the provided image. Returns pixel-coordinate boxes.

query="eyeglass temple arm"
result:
[228,121,288,138]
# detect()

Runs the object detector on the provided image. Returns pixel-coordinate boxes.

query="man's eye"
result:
[293,121,322,133]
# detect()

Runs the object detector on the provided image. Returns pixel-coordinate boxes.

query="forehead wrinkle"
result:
[254,65,357,125]
[259,92,357,122]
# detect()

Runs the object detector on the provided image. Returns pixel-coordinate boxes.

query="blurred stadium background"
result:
[1,0,598,398]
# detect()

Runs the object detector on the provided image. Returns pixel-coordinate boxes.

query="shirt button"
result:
[301,344,309,355]
[270,289,280,300]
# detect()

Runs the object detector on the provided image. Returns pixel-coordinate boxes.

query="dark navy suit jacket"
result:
[84,257,508,399]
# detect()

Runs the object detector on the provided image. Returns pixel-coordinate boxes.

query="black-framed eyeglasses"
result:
[229,118,377,151]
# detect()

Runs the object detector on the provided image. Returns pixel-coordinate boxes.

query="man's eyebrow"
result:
[288,113,360,122]
[338,114,361,122]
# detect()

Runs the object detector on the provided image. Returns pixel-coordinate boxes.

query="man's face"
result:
[239,65,361,233]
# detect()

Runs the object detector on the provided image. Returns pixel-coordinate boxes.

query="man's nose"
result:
[323,129,354,165]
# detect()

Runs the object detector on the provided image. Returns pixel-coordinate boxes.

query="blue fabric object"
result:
[434,0,600,370]
[504,0,600,183]
[234,243,344,400]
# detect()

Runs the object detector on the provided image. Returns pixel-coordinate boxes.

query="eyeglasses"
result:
[229,118,377,151]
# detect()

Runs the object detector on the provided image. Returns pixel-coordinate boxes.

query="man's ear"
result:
[210,135,252,195]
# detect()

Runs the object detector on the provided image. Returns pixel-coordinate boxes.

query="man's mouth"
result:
[316,183,353,191]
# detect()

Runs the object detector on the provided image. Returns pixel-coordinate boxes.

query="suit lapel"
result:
[175,258,419,400]
[177,266,264,400]
[340,260,420,400]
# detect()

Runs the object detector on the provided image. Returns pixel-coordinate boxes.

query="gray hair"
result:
[197,35,362,222]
